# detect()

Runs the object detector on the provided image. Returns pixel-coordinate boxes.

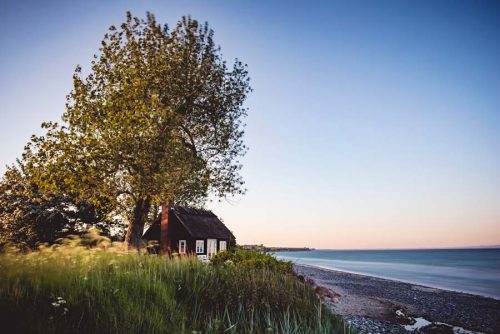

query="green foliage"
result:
[0,236,353,334]
[211,247,293,274]
[0,166,121,250]
[19,12,251,247]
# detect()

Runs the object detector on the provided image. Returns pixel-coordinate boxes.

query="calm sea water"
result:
[275,248,500,299]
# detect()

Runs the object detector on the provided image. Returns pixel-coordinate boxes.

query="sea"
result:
[274,248,500,299]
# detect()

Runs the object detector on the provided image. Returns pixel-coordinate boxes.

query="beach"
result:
[294,264,500,334]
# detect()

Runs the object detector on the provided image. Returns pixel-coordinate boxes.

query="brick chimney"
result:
[160,201,171,255]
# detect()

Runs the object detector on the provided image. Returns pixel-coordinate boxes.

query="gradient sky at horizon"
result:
[1,0,499,249]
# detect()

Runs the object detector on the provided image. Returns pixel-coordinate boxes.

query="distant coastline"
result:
[240,244,314,252]
[267,247,314,252]
[310,246,500,251]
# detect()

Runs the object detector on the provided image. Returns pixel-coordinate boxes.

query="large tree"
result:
[22,13,251,248]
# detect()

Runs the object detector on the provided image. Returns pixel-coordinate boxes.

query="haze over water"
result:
[276,248,500,299]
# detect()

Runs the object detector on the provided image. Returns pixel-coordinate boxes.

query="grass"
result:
[0,233,354,333]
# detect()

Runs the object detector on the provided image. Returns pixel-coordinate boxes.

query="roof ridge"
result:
[172,210,195,236]
[174,205,215,217]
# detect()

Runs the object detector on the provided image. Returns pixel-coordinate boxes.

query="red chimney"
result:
[160,201,171,255]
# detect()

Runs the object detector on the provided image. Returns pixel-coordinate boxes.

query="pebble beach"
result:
[294,264,500,334]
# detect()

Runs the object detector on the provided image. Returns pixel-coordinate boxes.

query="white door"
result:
[207,239,217,259]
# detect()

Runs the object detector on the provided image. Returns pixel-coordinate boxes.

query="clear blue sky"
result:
[1,0,499,248]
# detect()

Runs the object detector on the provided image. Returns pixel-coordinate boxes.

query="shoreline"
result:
[294,263,500,334]
[297,263,500,301]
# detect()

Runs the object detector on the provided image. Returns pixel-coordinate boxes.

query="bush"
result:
[211,247,293,274]
[0,237,353,334]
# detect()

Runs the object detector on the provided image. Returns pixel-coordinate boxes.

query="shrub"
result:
[211,247,293,274]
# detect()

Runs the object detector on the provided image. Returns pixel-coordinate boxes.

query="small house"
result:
[143,205,234,261]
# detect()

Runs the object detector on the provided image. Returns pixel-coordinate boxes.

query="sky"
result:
[1,0,500,249]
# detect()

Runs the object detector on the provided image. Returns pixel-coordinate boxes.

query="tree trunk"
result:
[125,197,151,249]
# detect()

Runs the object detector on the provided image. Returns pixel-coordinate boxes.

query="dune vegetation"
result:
[0,231,353,334]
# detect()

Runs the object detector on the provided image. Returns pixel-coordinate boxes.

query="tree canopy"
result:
[15,12,251,248]
[0,165,119,249]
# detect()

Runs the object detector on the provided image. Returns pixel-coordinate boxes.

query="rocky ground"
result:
[294,264,500,334]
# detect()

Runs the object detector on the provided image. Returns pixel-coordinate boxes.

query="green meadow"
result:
[0,233,353,334]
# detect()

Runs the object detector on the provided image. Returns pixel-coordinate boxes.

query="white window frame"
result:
[219,240,227,252]
[195,240,204,254]
[179,240,187,254]
[207,239,217,259]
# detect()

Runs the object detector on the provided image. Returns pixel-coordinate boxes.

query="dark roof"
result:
[143,205,234,240]
[142,219,160,240]
[173,206,234,239]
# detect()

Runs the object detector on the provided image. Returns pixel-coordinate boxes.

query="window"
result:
[196,240,204,254]
[219,241,227,252]
[207,239,217,259]
[179,240,187,254]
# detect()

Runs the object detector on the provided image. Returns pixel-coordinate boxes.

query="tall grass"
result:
[0,234,353,333]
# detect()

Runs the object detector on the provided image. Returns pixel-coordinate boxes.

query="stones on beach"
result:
[295,269,342,303]
[395,310,405,317]
[293,264,498,334]
[392,308,414,326]
[295,274,305,283]
[419,323,454,334]
[404,317,432,331]
[344,315,406,334]
[315,285,340,302]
